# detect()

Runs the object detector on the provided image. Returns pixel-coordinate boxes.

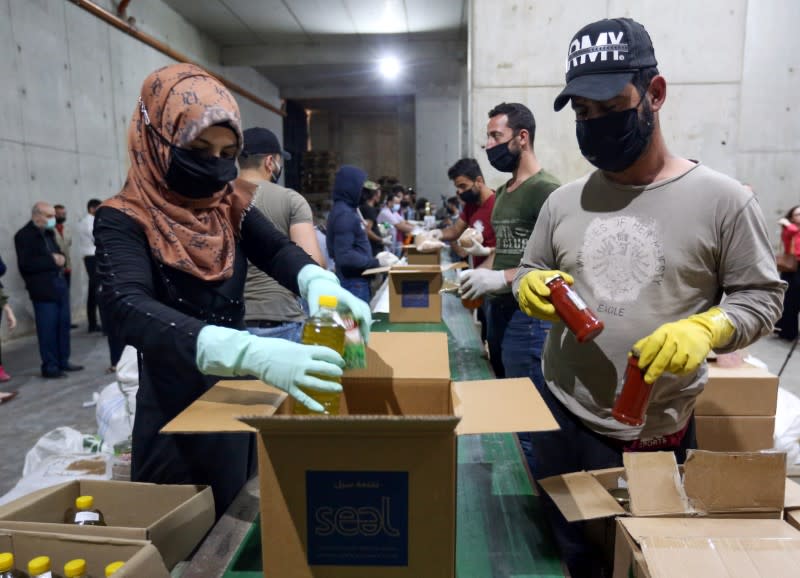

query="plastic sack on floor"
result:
[22,427,103,477]
[775,387,800,465]
[0,453,111,506]
[96,346,139,449]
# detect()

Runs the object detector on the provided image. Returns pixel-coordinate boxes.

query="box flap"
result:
[640,536,800,577]
[238,414,460,436]
[683,450,786,515]
[362,261,467,276]
[452,377,559,435]
[619,517,800,543]
[539,472,626,522]
[786,479,800,510]
[624,452,691,516]
[344,332,450,382]
[162,380,285,434]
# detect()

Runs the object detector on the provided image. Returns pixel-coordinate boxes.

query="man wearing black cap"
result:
[511,17,784,575]
[239,127,325,342]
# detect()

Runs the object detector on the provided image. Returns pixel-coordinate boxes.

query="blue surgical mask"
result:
[45,217,56,229]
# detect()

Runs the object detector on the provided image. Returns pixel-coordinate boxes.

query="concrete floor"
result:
[0,325,798,498]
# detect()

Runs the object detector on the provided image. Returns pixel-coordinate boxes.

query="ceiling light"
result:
[379,57,401,80]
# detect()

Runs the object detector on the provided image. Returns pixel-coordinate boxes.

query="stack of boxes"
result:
[301,150,339,196]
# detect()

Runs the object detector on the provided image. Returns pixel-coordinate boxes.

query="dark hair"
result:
[415,197,429,212]
[632,67,660,97]
[391,184,406,195]
[54,204,65,210]
[447,196,460,207]
[447,158,483,181]
[87,199,101,211]
[785,205,800,220]
[360,187,378,204]
[488,102,536,142]
[238,153,268,170]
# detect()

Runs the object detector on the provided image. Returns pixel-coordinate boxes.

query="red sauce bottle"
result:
[612,354,653,426]
[545,275,604,342]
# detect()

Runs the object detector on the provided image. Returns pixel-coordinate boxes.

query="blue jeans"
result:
[246,321,304,343]
[33,278,72,375]
[340,277,371,304]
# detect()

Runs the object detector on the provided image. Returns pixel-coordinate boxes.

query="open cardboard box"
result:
[161,332,559,577]
[362,262,466,323]
[0,480,214,569]
[403,245,441,266]
[0,529,170,578]
[698,362,779,416]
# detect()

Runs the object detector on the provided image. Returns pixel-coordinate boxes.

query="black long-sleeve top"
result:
[93,204,316,516]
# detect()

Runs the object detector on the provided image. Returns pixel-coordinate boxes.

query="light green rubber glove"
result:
[298,264,372,342]
[633,307,736,384]
[196,325,344,413]
[516,269,575,322]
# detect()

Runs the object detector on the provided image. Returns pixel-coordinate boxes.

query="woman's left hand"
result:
[3,304,16,332]
[298,265,372,341]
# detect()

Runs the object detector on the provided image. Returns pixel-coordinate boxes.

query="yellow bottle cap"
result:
[0,553,13,572]
[76,495,94,510]
[319,295,338,309]
[64,558,87,578]
[105,561,125,576]
[28,556,51,575]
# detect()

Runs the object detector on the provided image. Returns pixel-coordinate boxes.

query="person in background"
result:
[14,202,84,378]
[327,165,398,302]
[53,204,73,286]
[377,191,414,255]
[239,127,324,343]
[94,63,370,518]
[513,18,784,575]
[0,254,17,391]
[777,205,800,341]
[79,198,102,333]
[359,181,387,257]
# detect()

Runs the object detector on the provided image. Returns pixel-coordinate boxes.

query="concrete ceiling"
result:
[162,0,467,101]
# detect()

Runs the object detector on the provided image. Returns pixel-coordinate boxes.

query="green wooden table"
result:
[183,297,565,578]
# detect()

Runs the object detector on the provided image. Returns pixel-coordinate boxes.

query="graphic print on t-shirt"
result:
[577,215,665,303]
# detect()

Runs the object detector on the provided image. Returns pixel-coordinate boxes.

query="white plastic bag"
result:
[1,453,112,506]
[96,346,139,448]
[774,387,800,465]
[22,427,87,477]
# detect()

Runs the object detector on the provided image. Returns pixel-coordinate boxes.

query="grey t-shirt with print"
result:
[513,163,785,441]
[244,180,313,323]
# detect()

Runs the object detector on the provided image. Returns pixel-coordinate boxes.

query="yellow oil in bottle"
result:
[293,295,346,415]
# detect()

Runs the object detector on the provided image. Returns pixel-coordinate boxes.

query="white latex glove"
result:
[463,240,492,257]
[416,239,446,253]
[377,251,399,267]
[196,326,344,413]
[382,234,393,246]
[459,269,508,300]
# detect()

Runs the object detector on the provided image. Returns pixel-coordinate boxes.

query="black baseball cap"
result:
[241,127,292,160]
[553,18,657,111]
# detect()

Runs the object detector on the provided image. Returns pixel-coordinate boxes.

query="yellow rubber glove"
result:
[633,307,735,384]
[516,270,575,322]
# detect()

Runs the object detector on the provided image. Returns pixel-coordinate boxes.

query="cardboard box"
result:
[162,332,560,578]
[0,480,214,569]
[0,529,170,578]
[697,363,779,416]
[404,246,441,266]
[613,517,800,578]
[363,263,465,323]
[695,415,775,452]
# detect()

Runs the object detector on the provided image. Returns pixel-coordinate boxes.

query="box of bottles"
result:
[162,331,559,578]
[0,529,169,577]
[0,481,214,570]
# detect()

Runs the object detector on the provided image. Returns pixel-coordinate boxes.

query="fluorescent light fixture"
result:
[379,56,401,80]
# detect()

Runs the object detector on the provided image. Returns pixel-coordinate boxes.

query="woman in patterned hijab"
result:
[94,63,371,517]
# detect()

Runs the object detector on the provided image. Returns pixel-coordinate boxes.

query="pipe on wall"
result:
[68,0,285,117]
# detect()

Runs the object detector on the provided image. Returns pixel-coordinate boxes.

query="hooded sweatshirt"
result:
[326,165,379,278]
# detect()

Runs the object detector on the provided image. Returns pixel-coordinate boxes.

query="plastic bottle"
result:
[611,354,653,426]
[28,557,63,578]
[292,295,346,415]
[63,560,90,578]
[103,563,124,578]
[460,295,484,311]
[64,495,107,526]
[0,552,29,578]
[544,275,604,342]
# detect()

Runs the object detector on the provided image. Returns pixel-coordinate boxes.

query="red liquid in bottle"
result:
[612,355,653,426]
[545,275,604,342]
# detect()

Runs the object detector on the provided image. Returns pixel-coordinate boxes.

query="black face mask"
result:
[165,146,238,199]
[459,186,481,204]
[576,96,654,173]
[486,138,521,173]
[55,217,66,224]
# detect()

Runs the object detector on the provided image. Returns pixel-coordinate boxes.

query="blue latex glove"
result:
[298,264,372,341]
[196,325,344,413]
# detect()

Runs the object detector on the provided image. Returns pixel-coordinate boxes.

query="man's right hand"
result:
[53,254,66,267]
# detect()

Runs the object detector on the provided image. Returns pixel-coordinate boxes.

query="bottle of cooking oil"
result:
[0,552,28,578]
[63,559,91,578]
[292,295,345,415]
[64,495,106,526]
[104,562,124,578]
[28,557,63,578]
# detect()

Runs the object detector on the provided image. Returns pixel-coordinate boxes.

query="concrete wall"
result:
[0,0,282,339]
[470,0,800,241]
[415,94,462,202]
